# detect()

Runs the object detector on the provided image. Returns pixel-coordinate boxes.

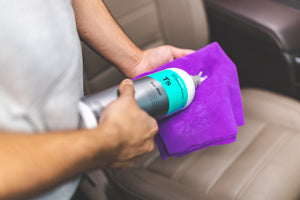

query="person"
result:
[0,0,194,199]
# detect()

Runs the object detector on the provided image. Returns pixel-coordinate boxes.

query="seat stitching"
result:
[267,121,300,134]
[244,94,300,115]
[235,130,290,200]
[146,148,208,182]
[153,0,168,44]
[244,96,300,132]
[110,0,152,19]
[172,148,209,181]
[138,148,160,168]
[185,0,196,44]
[206,122,267,193]
[250,117,300,133]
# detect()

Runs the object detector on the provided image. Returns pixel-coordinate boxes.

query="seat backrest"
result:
[82,0,209,95]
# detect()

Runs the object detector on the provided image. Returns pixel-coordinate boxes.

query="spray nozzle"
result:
[191,71,208,88]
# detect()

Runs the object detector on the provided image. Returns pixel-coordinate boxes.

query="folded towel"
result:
[135,42,245,159]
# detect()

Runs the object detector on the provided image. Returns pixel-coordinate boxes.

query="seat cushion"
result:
[105,88,300,200]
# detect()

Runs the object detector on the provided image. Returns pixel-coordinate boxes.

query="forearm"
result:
[72,0,142,76]
[0,128,107,200]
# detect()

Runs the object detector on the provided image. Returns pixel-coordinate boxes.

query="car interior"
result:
[73,0,300,199]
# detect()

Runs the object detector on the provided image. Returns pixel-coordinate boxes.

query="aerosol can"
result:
[79,68,207,129]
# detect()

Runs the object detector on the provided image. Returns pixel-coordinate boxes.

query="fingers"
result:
[118,79,135,98]
[169,46,195,58]
[101,79,158,170]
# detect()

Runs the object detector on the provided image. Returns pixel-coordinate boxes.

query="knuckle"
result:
[148,142,155,152]
[151,119,159,133]
[142,141,155,153]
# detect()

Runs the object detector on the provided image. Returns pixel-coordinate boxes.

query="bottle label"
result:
[148,69,188,115]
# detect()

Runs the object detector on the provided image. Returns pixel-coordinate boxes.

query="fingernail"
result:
[123,79,133,85]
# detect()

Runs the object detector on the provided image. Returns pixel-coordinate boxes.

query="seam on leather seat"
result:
[186,0,210,46]
[243,89,300,112]
[153,0,195,47]
[244,92,300,132]
[236,130,290,200]
[206,122,268,193]
[137,148,161,168]
[153,0,168,43]
[184,1,196,44]
[105,0,152,20]
[117,1,154,27]
[171,148,209,181]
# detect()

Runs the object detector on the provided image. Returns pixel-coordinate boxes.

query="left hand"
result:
[126,45,194,78]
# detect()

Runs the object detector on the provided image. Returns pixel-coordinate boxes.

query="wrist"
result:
[120,48,144,78]
[124,49,150,78]
[82,123,121,169]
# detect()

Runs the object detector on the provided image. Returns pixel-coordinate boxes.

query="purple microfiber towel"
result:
[134,42,245,159]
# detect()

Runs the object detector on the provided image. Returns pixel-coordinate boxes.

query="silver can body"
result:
[82,76,169,120]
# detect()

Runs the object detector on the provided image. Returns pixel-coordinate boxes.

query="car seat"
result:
[77,0,300,199]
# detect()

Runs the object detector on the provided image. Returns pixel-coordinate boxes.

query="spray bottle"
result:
[79,68,207,129]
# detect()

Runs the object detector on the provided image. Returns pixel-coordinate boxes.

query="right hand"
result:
[98,79,158,169]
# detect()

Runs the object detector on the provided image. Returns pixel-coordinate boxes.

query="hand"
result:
[126,45,194,78]
[98,79,158,168]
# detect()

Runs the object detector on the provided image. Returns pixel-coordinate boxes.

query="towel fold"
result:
[135,42,245,159]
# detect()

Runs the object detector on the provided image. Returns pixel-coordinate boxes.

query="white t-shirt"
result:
[0,0,83,199]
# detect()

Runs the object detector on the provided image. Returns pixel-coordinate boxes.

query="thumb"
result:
[118,79,135,97]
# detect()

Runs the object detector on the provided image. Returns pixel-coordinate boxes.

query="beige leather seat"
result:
[105,89,300,200]
[79,0,300,199]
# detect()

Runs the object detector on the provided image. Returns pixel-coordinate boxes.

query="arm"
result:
[0,80,158,200]
[72,0,194,78]
[0,129,100,200]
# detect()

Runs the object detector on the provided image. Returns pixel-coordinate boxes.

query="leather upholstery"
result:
[203,0,300,100]
[204,0,300,52]
[79,0,300,200]
[105,89,300,200]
